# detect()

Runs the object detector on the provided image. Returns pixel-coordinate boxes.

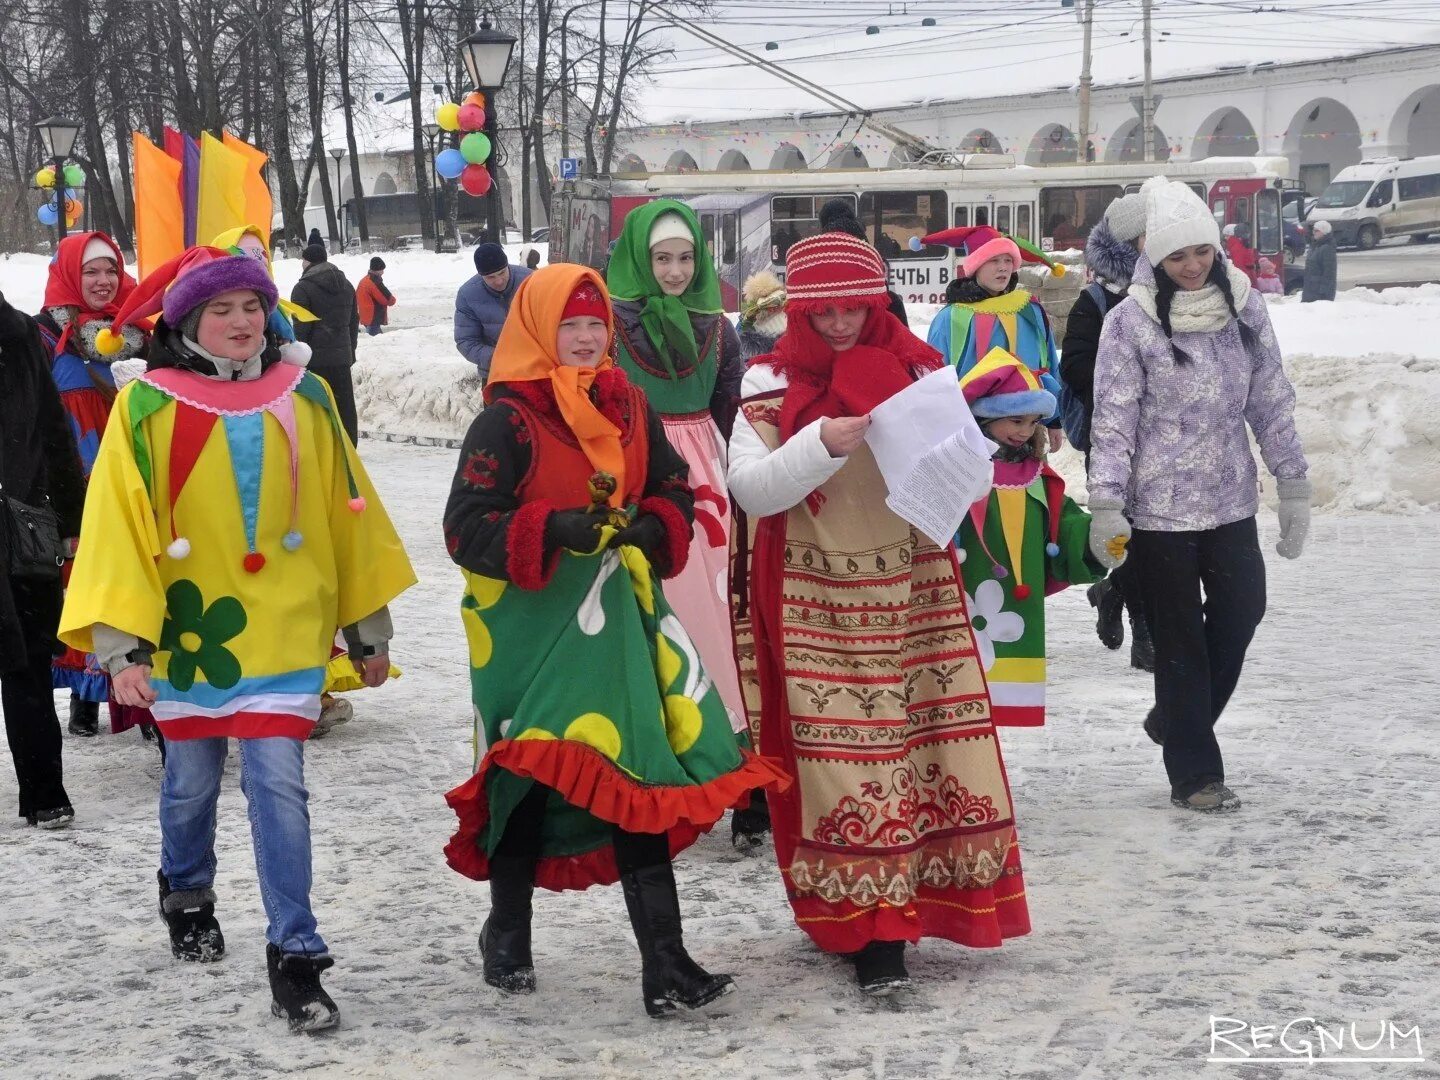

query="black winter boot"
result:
[620,862,735,1018]
[1129,610,1156,672]
[852,940,912,996]
[157,870,225,962]
[68,695,99,737]
[730,789,772,854]
[1143,707,1167,746]
[479,855,537,994]
[1087,579,1125,651]
[267,945,340,1033]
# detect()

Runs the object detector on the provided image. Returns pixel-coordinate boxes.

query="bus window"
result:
[700,213,716,255]
[1211,198,1228,229]
[1398,174,1439,200]
[1370,178,1397,206]
[1235,197,1251,231]
[1256,189,1281,255]
[1188,183,1206,201]
[1039,184,1121,250]
[1123,183,1142,195]
[1016,204,1032,242]
[974,205,990,227]
[996,204,1011,235]
[770,194,855,263]
[859,189,947,260]
[953,205,968,228]
[721,213,738,264]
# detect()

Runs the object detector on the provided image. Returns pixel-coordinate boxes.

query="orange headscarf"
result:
[484,263,626,506]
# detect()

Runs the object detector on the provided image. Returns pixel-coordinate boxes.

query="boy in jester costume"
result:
[956,347,1106,726]
[59,247,416,1032]
[441,263,786,1017]
[921,225,1068,451]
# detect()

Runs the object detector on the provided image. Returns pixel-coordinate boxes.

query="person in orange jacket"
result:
[356,257,396,336]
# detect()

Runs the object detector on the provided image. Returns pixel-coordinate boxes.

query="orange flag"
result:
[222,132,273,248]
[132,133,184,280]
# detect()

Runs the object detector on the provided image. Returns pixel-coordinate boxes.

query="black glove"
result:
[547,509,602,554]
[611,513,666,561]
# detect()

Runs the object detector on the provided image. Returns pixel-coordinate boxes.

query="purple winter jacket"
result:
[1089,258,1307,532]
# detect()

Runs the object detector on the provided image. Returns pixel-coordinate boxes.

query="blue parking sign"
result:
[559,157,580,181]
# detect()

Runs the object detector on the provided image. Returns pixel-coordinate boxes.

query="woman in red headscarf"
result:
[34,232,153,739]
[441,263,786,1018]
[728,232,1030,996]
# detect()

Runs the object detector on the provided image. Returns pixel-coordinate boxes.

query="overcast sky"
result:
[620,0,1440,124]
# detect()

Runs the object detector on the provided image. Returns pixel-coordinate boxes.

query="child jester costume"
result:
[956,348,1105,726]
[441,263,787,1017]
[59,246,415,1032]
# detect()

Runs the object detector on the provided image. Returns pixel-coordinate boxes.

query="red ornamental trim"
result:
[638,496,691,579]
[506,499,557,591]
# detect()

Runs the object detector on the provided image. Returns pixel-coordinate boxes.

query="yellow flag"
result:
[196,132,250,246]
[132,133,184,280]
[222,132,273,249]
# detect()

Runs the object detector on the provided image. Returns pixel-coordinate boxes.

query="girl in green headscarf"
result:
[607,200,751,832]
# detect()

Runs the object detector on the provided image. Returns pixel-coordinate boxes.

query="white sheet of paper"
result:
[865,366,996,547]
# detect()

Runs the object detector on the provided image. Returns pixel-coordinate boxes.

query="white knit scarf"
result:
[1129,262,1253,334]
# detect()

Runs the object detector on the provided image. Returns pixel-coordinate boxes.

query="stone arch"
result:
[716,149,752,171]
[769,142,806,170]
[1282,97,1361,190]
[309,180,324,206]
[373,172,398,195]
[664,149,699,173]
[1104,118,1172,163]
[824,144,869,169]
[1191,107,1259,160]
[1390,85,1440,158]
[960,128,1003,154]
[1025,122,1078,166]
[615,152,648,174]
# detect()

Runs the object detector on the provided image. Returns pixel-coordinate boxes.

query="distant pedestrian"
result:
[308,227,324,250]
[454,243,532,379]
[291,244,360,443]
[1254,257,1283,296]
[356,257,396,336]
[1302,220,1337,303]
[1223,224,1257,283]
[525,248,541,271]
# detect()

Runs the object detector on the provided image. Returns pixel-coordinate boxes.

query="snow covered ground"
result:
[1,251,1438,1078]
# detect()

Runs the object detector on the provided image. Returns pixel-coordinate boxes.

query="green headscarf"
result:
[605,199,722,377]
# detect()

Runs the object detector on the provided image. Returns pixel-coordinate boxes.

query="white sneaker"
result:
[1171,782,1241,812]
[311,697,354,739]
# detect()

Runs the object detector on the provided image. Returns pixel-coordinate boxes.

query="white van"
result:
[1310,156,1440,250]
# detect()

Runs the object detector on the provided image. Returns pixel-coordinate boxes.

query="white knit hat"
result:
[81,236,117,267]
[1103,193,1147,243]
[648,211,694,249]
[1141,175,1221,265]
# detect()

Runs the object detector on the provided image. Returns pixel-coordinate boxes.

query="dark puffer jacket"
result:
[1059,218,1140,447]
[290,261,359,370]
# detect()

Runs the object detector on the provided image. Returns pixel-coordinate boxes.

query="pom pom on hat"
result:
[279,339,312,367]
[167,537,191,560]
[94,326,125,356]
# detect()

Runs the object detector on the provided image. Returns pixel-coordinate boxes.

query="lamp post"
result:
[559,1,601,163]
[459,14,517,245]
[35,115,81,244]
[422,120,442,248]
[329,147,346,247]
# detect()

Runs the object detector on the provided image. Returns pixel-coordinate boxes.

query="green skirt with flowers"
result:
[443,543,788,891]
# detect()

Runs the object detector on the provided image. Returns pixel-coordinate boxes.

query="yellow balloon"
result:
[436,102,461,132]
[34,167,56,189]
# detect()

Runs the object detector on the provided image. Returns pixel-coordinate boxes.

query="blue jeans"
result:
[159,736,325,955]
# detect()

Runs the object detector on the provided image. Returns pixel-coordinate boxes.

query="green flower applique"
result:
[159,579,247,691]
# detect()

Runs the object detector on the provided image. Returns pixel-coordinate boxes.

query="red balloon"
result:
[458,103,486,132]
[460,164,492,197]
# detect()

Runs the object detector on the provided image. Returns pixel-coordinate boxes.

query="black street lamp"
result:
[459,15,517,244]
[329,147,346,247]
[35,115,81,244]
[422,120,443,249]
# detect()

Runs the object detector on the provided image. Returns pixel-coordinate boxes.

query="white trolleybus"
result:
[551,155,1298,310]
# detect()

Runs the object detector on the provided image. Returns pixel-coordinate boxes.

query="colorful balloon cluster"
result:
[35,165,85,228]
[434,92,494,197]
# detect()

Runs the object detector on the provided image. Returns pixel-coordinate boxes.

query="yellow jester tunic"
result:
[59,362,416,740]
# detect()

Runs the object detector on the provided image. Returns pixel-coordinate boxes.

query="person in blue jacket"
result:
[454,243,533,379]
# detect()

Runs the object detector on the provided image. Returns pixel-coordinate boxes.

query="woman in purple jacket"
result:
[1087,177,1310,814]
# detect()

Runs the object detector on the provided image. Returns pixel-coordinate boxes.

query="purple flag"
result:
[182,134,201,247]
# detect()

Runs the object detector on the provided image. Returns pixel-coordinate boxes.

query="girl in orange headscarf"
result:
[441,264,786,1018]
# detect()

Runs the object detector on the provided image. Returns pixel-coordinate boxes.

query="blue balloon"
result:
[435,148,467,180]
[37,202,58,225]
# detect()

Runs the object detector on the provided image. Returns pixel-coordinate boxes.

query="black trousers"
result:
[494,783,670,874]
[1130,517,1266,799]
[309,362,359,446]
[1,577,69,818]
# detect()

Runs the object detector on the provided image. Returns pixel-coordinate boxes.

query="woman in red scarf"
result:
[34,232,154,740]
[728,232,1030,995]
